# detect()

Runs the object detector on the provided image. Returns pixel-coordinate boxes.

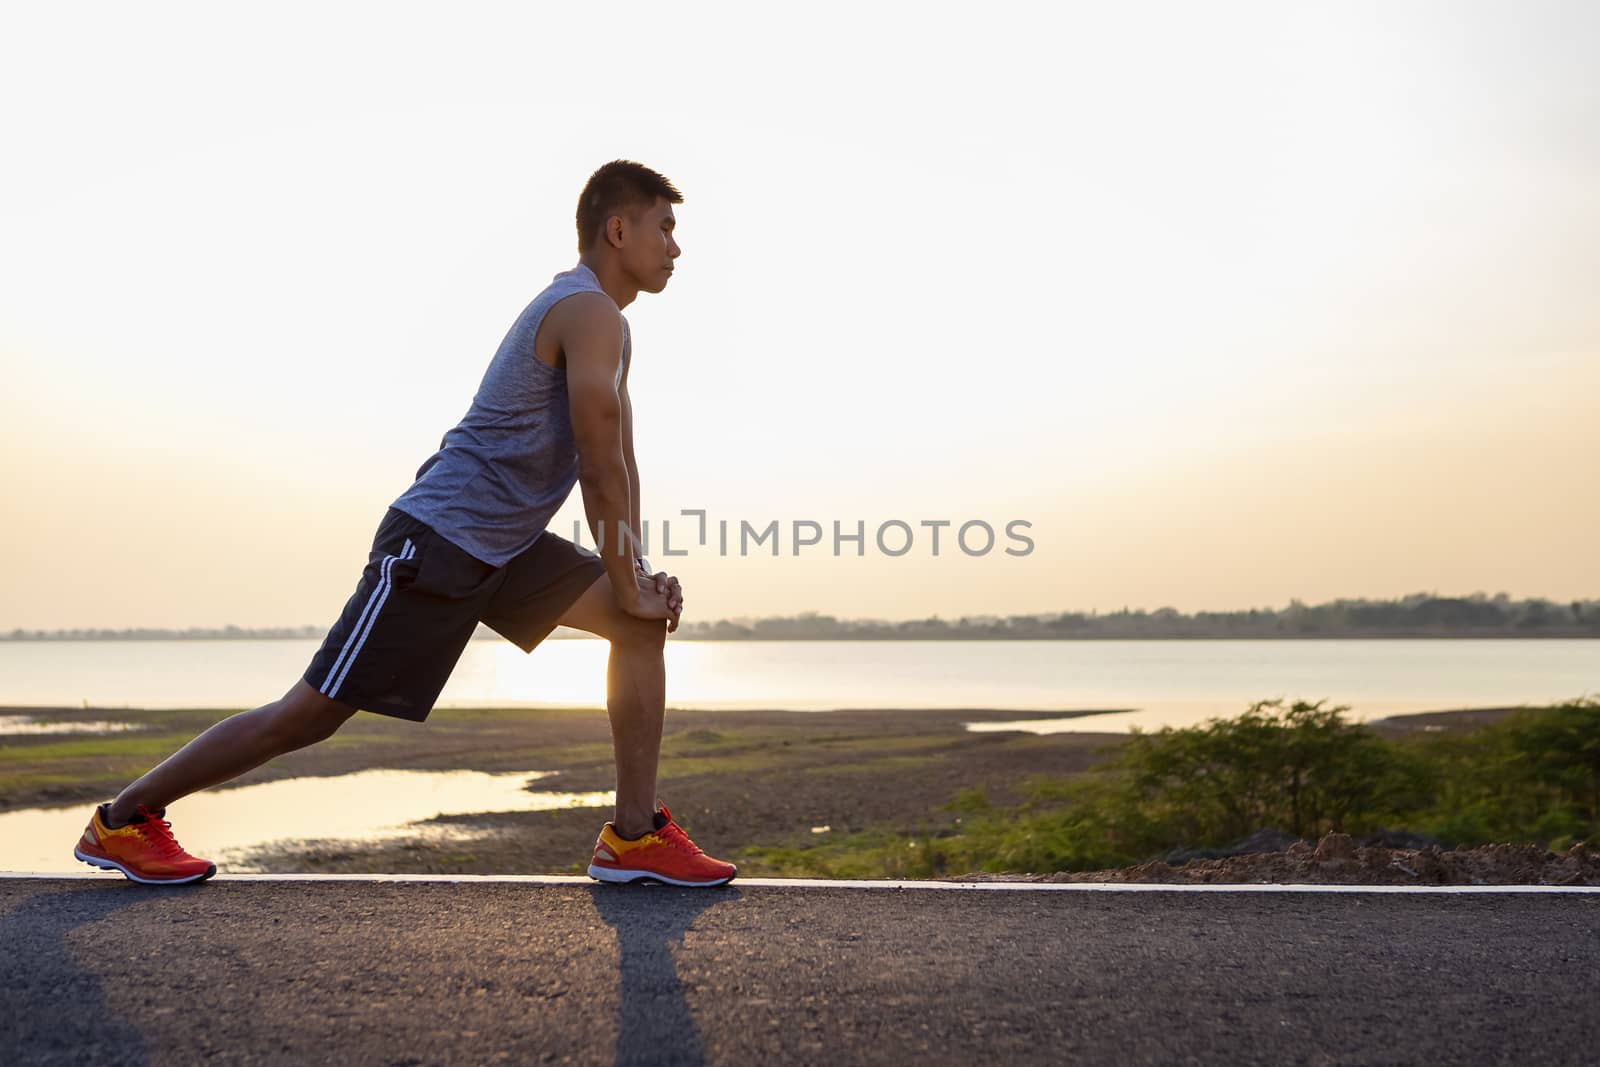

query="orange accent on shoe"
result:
[587,803,736,887]
[73,804,216,885]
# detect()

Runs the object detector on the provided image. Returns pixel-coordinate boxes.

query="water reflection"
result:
[962,696,1529,735]
[2,638,1592,730]
[1,768,614,875]
[0,715,137,736]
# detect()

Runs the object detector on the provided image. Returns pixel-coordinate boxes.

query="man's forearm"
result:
[624,455,641,555]
[577,457,638,592]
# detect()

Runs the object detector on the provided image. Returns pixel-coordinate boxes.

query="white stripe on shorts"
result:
[321,538,415,698]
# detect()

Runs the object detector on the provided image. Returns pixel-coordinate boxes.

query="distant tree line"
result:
[672,593,1600,640]
[6,593,1598,641]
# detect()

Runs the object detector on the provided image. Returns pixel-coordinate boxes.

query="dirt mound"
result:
[1044,835,1599,886]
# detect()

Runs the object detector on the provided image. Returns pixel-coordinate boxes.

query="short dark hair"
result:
[576,160,683,251]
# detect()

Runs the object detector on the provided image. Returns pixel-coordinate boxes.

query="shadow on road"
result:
[590,884,741,1067]
[0,881,170,1066]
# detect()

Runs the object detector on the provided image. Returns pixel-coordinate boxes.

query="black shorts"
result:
[303,508,605,722]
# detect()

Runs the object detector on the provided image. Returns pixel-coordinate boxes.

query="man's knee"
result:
[611,613,668,652]
[271,683,356,745]
[297,708,351,744]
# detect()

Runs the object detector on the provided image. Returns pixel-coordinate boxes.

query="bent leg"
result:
[554,573,668,839]
[106,680,357,826]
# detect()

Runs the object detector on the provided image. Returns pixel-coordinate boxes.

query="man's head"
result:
[576,160,682,293]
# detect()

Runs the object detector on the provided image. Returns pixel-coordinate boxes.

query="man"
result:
[72,161,736,888]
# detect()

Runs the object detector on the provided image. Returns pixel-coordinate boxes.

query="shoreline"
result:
[0,703,1523,817]
[10,703,1589,885]
[5,634,1599,642]
[0,702,1527,720]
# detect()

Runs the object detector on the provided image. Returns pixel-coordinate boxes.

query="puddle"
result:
[963,700,1464,735]
[0,715,139,736]
[966,714,1147,735]
[0,768,614,874]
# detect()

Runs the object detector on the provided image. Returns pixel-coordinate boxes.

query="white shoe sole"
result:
[74,846,216,885]
[587,863,736,888]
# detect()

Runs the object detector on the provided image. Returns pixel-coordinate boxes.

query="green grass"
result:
[428,706,602,724]
[808,754,948,776]
[0,761,178,806]
[657,751,791,779]
[0,734,193,762]
[667,728,739,747]
[311,732,410,750]
[809,734,962,753]
[495,741,617,766]
[0,770,102,793]
[740,826,974,879]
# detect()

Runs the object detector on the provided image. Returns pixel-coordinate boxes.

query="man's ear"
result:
[605,214,626,249]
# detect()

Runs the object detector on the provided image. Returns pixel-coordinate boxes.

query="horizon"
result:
[7,589,1597,636]
[3,4,1597,630]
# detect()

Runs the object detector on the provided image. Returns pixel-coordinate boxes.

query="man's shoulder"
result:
[542,290,623,342]
[540,289,620,369]
[550,289,619,316]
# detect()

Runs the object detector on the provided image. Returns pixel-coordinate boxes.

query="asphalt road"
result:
[3,877,1597,1066]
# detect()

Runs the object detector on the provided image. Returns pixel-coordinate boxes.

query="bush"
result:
[943,697,1598,872]
[739,696,1600,876]
[1402,697,1600,848]
[1107,699,1414,846]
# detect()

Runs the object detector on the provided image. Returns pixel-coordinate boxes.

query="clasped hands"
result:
[627,557,684,633]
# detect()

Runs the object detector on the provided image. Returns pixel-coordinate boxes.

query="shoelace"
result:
[656,819,705,857]
[134,805,188,859]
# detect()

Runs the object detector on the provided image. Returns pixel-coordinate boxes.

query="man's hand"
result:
[625,562,684,632]
[618,577,675,630]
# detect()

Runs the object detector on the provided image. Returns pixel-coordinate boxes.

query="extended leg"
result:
[106,679,357,825]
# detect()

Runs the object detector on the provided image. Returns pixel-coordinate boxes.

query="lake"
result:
[0,638,1594,734]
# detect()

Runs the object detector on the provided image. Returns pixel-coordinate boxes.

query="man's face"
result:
[621,197,681,293]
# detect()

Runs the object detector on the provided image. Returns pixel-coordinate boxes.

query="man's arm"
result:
[617,336,684,629]
[620,367,641,545]
[562,294,664,620]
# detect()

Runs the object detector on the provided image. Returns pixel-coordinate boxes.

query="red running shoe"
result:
[75,803,216,885]
[588,803,736,887]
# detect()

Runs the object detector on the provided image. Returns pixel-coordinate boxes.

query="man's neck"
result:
[577,253,639,310]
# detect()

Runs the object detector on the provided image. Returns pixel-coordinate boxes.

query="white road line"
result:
[3,871,1598,893]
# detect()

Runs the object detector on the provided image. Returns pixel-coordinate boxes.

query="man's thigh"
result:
[479,529,608,651]
[302,508,490,723]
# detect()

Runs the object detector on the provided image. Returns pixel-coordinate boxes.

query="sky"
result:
[2,2,1597,629]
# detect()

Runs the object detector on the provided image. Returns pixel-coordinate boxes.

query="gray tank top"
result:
[391,262,627,566]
